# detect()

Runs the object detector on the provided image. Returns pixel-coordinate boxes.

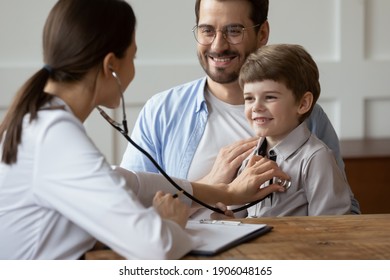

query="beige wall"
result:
[1,0,390,164]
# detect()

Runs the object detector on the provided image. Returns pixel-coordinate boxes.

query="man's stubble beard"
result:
[197,53,241,84]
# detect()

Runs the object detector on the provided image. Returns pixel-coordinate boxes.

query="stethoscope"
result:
[97,70,275,214]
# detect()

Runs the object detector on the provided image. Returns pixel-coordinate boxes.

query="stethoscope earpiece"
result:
[108,65,116,77]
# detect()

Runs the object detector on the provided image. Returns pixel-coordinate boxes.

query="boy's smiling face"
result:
[243,79,307,147]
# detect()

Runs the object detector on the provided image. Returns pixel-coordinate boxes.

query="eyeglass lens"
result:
[193,24,246,45]
[193,24,261,46]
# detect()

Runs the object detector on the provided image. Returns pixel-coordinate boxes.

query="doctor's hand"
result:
[227,155,289,205]
[153,191,189,229]
[198,137,258,185]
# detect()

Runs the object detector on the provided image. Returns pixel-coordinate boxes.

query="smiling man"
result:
[120,0,360,217]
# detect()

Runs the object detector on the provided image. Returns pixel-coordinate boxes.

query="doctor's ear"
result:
[102,52,117,76]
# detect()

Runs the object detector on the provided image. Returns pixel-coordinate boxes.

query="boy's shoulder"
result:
[278,123,329,159]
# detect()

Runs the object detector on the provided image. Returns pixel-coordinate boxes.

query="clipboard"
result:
[186,220,273,256]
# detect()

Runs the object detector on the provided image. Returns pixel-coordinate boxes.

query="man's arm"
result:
[306,104,344,170]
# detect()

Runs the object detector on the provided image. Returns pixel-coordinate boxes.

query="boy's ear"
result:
[297,91,313,115]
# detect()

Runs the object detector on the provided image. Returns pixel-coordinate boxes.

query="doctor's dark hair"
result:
[195,0,269,31]
[239,44,321,121]
[0,0,136,164]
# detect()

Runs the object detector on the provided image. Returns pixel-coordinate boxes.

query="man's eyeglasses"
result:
[192,24,260,46]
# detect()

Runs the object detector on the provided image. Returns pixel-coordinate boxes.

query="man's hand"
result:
[198,137,258,184]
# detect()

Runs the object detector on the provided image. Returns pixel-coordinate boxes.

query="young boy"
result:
[237,44,352,217]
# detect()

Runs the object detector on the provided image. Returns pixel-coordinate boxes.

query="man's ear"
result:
[257,20,270,47]
[298,91,313,115]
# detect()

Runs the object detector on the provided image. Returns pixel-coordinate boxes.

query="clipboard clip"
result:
[199,219,242,226]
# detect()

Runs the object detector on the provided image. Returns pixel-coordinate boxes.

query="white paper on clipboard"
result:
[185,220,272,256]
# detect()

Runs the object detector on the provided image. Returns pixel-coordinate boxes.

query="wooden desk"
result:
[340,138,390,214]
[85,214,390,260]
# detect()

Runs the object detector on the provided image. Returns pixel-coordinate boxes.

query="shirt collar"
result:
[195,77,208,113]
[256,122,311,161]
[272,122,311,161]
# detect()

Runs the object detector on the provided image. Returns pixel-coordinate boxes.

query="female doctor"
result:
[0,0,287,260]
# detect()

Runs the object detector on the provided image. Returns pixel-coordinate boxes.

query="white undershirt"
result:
[187,90,253,219]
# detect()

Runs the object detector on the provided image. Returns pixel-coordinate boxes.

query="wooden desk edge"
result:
[84,214,390,260]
